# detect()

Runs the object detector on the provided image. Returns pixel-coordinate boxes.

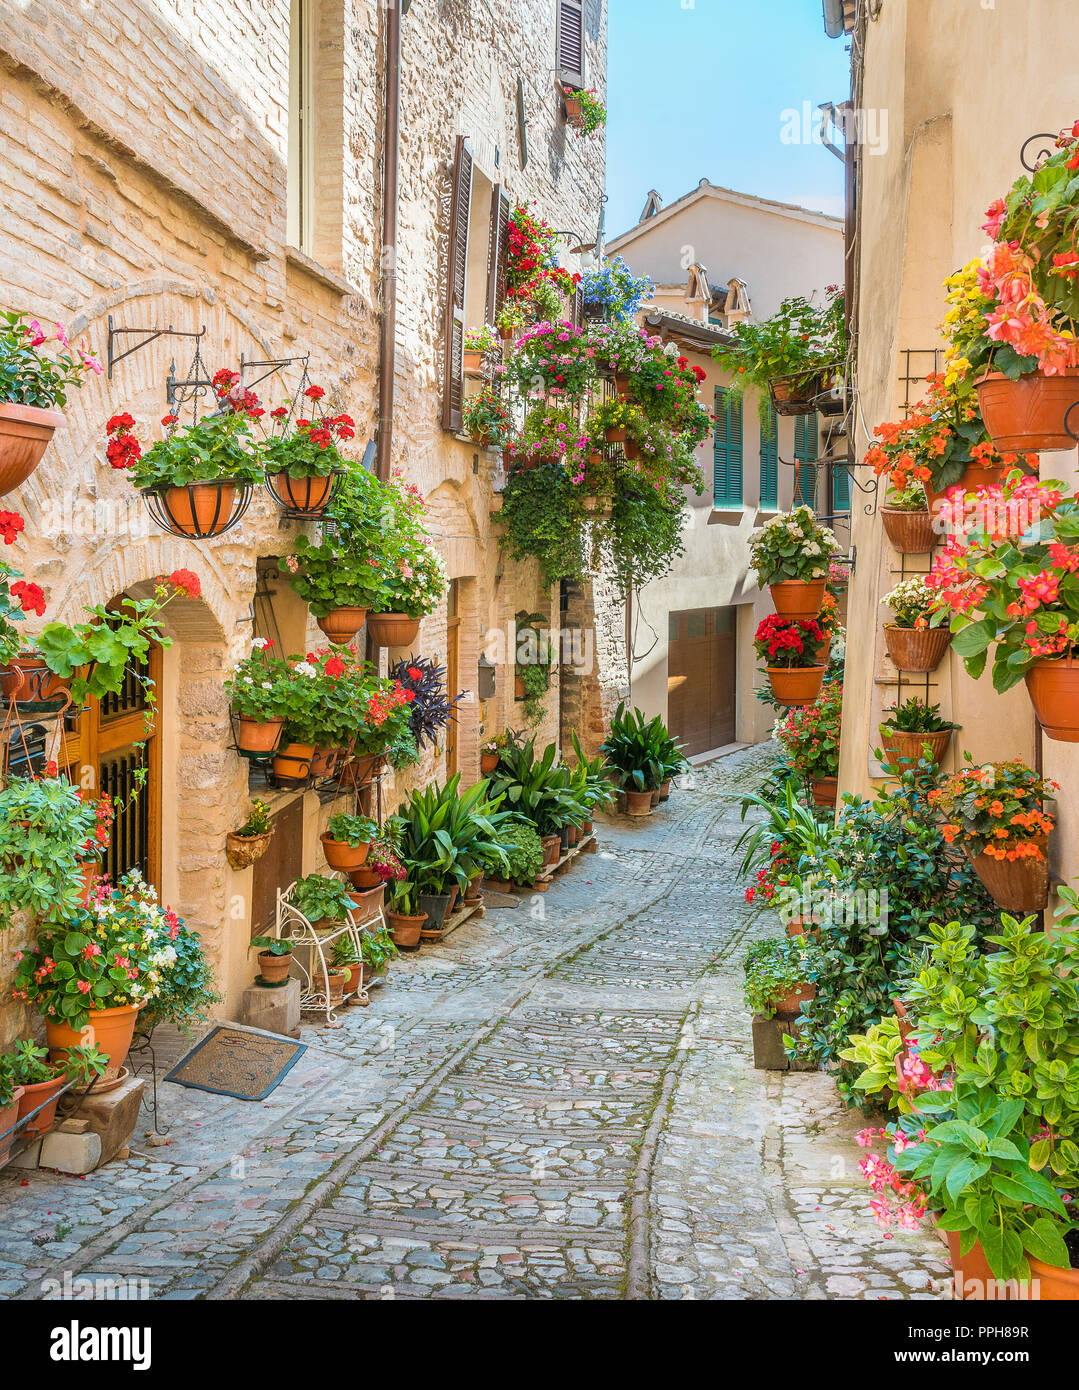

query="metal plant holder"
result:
[140,481,253,539]
[263,467,343,520]
[768,365,845,418]
[275,877,388,1027]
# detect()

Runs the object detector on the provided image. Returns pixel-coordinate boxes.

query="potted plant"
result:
[462,384,514,449]
[261,387,353,517]
[742,936,821,1018]
[13,869,193,1074]
[505,404,591,475]
[359,925,398,982]
[368,503,447,649]
[291,874,354,932]
[774,680,842,806]
[956,132,1079,452]
[331,935,364,995]
[496,819,545,887]
[488,737,583,848]
[226,798,274,869]
[880,576,951,671]
[0,312,101,493]
[350,834,406,891]
[8,1041,107,1137]
[580,256,654,323]
[287,532,382,644]
[388,655,462,752]
[880,479,936,554]
[496,301,526,343]
[108,369,265,536]
[0,1061,24,1169]
[321,812,379,872]
[927,473,1079,739]
[754,614,828,707]
[224,639,292,753]
[878,698,958,773]
[748,506,840,620]
[597,704,673,816]
[932,758,1056,912]
[386,879,426,949]
[562,85,606,136]
[0,774,102,926]
[463,324,499,376]
[714,288,846,420]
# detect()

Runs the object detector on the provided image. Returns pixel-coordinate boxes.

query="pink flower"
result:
[76,979,91,994]
[55,322,69,347]
[24,320,46,347]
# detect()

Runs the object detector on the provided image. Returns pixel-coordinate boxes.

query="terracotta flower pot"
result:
[582,818,594,836]
[944,1230,1079,1300]
[16,1076,65,1137]
[316,607,368,645]
[349,752,385,787]
[1026,658,1079,742]
[604,426,627,444]
[0,402,65,494]
[366,612,421,648]
[613,372,631,398]
[563,91,584,126]
[272,740,314,785]
[481,751,499,775]
[623,438,641,461]
[257,950,292,986]
[769,578,825,620]
[976,367,1079,453]
[541,833,561,863]
[342,963,364,995]
[388,910,425,949]
[161,481,238,537]
[771,982,816,1015]
[884,625,952,672]
[880,506,936,553]
[465,876,483,903]
[347,883,387,922]
[269,471,334,516]
[926,462,1007,520]
[225,830,272,870]
[514,675,526,699]
[46,1003,141,1075]
[325,968,348,1005]
[309,746,340,779]
[321,832,370,872]
[810,775,838,808]
[967,837,1049,913]
[0,655,85,708]
[767,664,826,706]
[658,781,671,802]
[349,864,382,890]
[463,349,485,377]
[234,715,284,754]
[625,790,653,817]
[879,726,953,772]
[568,824,581,846]
[786,917,821,940]
[0,1087,25,1167]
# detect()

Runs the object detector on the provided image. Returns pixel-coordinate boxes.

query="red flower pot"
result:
[16,1077,65,1137]
[771,982,816,1015]
[388,910,425,949]
[481,751,499,775]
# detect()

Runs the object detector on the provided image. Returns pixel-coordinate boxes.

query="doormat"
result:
[163,1026,307,1102]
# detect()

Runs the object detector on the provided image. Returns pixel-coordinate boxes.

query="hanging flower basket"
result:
[966,836,1049,914]
[769,369,836,417]
[265,470,338,519]
[366,612,420,648]
[141,480,251,538]
[767,664,826,707]
[880,506,936,553]
[0,655,79,712]
[884,625,952,672]
[316,606,368,644]
[0,402,65,495]
[769,578,825,620]
[925,461,1007,515]
[975,368,1079,453]
[1025,657,1079,742]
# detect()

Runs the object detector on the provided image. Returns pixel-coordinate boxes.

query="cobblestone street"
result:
[0,747,949,1301]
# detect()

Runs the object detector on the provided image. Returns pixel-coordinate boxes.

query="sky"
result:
[603,0,851,241]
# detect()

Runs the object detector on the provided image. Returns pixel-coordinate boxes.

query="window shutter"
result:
[832,460,851,513]
[794,411,819,509]
[570,284,584,328]
[442,135,473,433]
[713,387,743,509]
[759,402,778,510]
[557,0,585,88]
[486,184,510,326]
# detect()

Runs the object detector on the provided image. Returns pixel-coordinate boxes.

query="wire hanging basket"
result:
[140,480,253,539]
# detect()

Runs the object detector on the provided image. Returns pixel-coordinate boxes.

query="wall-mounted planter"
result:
[881,506,936,553]
[266,470,336,518]
[366,612,420,648]
[0,402,65,495]
[1026,658,1079,742]
[976,367,1079,453]
[967,837,1049,914]
[884,625,952,672]
[767,664,826,706]
[316,606,367,645]
[878,726,953,772]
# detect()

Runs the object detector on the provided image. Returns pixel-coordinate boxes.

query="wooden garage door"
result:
[667,607,736,756]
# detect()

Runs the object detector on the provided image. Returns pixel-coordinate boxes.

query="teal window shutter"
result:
[794,411,818,509]
[759,402,778,510]
[832,458,851,513]
[713,387,743,509]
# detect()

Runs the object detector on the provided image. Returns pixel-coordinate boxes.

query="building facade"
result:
[0,0,607,1036]
[602,182,844,754]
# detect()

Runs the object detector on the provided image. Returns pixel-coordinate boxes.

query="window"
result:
[794,412,819,509]
[759,402,779,510]
[287,0,313,254]
[713,387,743,510]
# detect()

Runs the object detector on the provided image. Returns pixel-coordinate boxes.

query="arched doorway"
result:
[62,636,162,891]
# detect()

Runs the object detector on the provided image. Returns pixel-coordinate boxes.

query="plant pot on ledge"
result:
[884,625,952,672]
[770,982,816,1016]
[769,578,825,620]
[881,507,936,553]
[809,776,837,808]
[257,950,292,986]
[767,664,826,707]
[0,402,65,494]
[233,714,284,754]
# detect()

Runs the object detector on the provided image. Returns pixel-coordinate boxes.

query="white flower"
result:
[262,681,273,690]
[294,661,317,678]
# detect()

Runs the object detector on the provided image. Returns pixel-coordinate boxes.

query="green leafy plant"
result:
[742,936,821,1018]
[291,874,354,925]
[0,776,98,926]
[115,370,265,487]
[462,385,514,447]
[387,776,510,895]
[250,935,294,957]
[599,704,685,794]
[359,926,398,971]
[931,757,1055,865]
[325,813,379,847]
[0,311,101,408]
[496,819,545,885]
[6,1039,107,1089]
[487,739,582,837]
[498,463,587,586]
[261,392,354,479]
[748,506,840,585]
[235,799,273,837]
[464,324,500,354]
[880,697,959,734]
[773,680,842,781]
[564,85,606,137]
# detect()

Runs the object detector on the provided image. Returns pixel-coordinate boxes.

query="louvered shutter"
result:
[486,185,510,326]
[557,0,585,88]
[713,387,743,509]
[570,285,584,328]
[759,402,779,510]
[794,412,819,508]
[832,458,851,513]
[442,135,473,432]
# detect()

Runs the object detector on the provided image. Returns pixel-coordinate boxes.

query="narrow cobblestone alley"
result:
[0,748,949,1301]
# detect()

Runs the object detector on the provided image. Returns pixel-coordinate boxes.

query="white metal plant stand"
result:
[274,877,389,1027]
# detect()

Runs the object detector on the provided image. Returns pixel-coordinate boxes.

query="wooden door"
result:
[63,643,162,889]
[667,607,736,756]
[250,797,303,939]
[445,579,460,777]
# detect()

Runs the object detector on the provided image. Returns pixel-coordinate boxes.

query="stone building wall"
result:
[0,0,607,1034]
